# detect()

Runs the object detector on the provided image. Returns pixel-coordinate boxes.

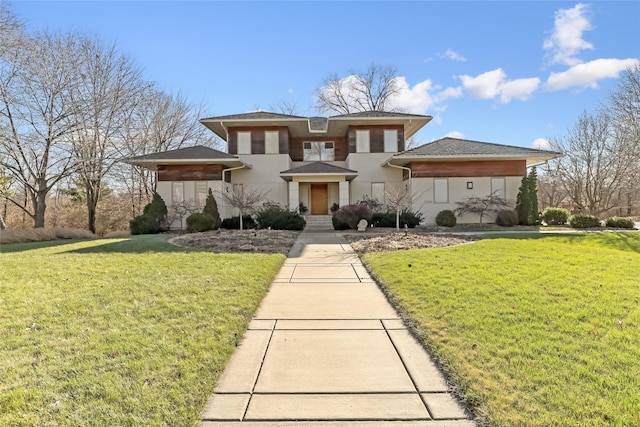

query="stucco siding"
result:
[346,153,404,203]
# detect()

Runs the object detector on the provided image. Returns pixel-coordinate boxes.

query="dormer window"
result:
[304,142,334,161]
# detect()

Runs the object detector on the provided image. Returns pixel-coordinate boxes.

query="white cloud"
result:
[444,131,465,139]
[544,3,594,66]
[459,68,540,103]
[388,76,462,114]
[439,48,467,62]
[545,58,640,91]
[532,138,552,150]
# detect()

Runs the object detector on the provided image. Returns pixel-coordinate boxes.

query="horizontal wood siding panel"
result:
[347,125,404,153]
[409,160,526,177]
[228,126,287,155]
[157,164,224,181]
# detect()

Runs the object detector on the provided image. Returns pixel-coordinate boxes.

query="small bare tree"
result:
[382,183,421,230]
[220,187,268,230]
[455,193,510,223]
[314,64,402,114]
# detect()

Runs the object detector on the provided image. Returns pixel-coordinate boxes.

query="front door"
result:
[310,184,328,215]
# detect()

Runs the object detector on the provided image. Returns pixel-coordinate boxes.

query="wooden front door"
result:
[310,184,328,215]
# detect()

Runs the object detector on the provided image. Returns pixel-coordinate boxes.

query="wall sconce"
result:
[467,181,473,189]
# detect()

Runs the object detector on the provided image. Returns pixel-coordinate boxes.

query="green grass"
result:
[0,234,285,426]
[363,232,640,427]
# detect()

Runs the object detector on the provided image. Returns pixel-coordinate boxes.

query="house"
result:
[126,111,562,228]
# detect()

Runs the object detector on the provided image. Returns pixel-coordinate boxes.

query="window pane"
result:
[372,183,385,202]
[491,178,505,198]
[434,179,448,203]
[303,141,334,161]
[384,130,398,152]
[172,182,184,205]
[356,130,370,153]
[237,131,251,154]
[265,131,279,154]
[195,182,208,207]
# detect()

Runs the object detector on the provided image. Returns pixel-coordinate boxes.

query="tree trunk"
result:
[85,181,99,234]
[34,189,46,228]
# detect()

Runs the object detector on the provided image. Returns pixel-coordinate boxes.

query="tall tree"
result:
[0,31,80,227]
[516,167,540,225]
[314,64,402,114]
[67,35,145,233]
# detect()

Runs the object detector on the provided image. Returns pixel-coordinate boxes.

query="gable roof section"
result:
[280,162,358,181]
[125,145,249,170]
[200,110,432,139]
[387,137,563,166]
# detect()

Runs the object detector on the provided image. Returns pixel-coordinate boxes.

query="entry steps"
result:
[303,215,334,231]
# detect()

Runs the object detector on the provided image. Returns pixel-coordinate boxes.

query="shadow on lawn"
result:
[0,238,90,254]
[480,231,640,254]
[65,234,189,254]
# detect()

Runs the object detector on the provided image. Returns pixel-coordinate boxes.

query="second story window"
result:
[237,131,251,154]
[265,131,279,154]
[384,129,398,152]
[304,142,334,161]
[356,130,370,153]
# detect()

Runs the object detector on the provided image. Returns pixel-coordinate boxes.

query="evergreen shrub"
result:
[435,210,457,227]
[569,214,600,229]
[541,207,570,225]
[495,209,519,226]
[256,204,306,230]
[186,213,215,233]
[220,215,256,229]
[605,216,634,229]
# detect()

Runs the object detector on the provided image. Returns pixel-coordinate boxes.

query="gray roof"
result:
[201,111,305,121]
[280,162,358,175]
[128,145,237,161]
[399,137,562,157]
[331,111,431,119]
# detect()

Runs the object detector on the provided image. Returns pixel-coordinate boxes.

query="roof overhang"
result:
[279,171,358,182]
[200,117,312,139]
[125,157,251,171]
[328,115,432,139]
[384,152,564,167]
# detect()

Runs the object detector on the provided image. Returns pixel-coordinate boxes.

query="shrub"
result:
[371,210,423,228]
[186,212,215,233]
[435,210,456,227]
[542,207,570,225]
[130,192,169,235]
[220,215,256,229]
[330,203,339,213]
[333,204,372,230]
[130,214,160,235]
[605,216,635,229]
[495,209,519,226]
[256,203,306,230]
[331,215,351,230]
[569,214,600,229]
[202,189,221,229]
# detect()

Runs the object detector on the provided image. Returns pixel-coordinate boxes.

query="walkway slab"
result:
[253,330,415,393]
[200,229,476,426]
[254,283,399,319]
[245,393,429,420]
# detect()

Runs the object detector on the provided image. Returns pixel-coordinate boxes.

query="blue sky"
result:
[12,1,640,149]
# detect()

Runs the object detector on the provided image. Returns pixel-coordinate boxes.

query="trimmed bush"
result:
[542,207,570,225]
[256,204,306,230]
[371,210,423,228]
[130,192,168,235]
[569,214,600,229]
[186,212,215,233]
[331,215,351,230]
[220,215,256,230]
[605,216,635,229]
[496,209,519,227]
[129,214,159,235]
[333,204,372,230]
[435,210,457,227]
[202,189,221,229]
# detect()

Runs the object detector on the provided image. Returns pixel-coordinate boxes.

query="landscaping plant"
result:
[515,167,540,225]
[541,207,570,225]
[495,209,519,226]
[129,192,168,235]
[569,213,600,228]
[256,203,306,230]
[605,216,635,229]
[202,189,221,229]
[186,212,215,233]
[435,209,457,227]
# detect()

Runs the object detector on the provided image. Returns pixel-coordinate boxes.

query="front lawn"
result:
[363,232,640,426]
[0,235,285,426]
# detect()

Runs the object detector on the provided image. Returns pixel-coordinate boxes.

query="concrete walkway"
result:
[200,230,477,426]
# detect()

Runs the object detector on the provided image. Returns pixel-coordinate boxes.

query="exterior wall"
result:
[412,176,522,224]
[232,154,291,207]
[409,160,526,177]
[228,126,290,155]
[157,180,226,230]
[290,136,348,161]
[346,153,404,203]
[347,125,405,153]
[157,164,226,181]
